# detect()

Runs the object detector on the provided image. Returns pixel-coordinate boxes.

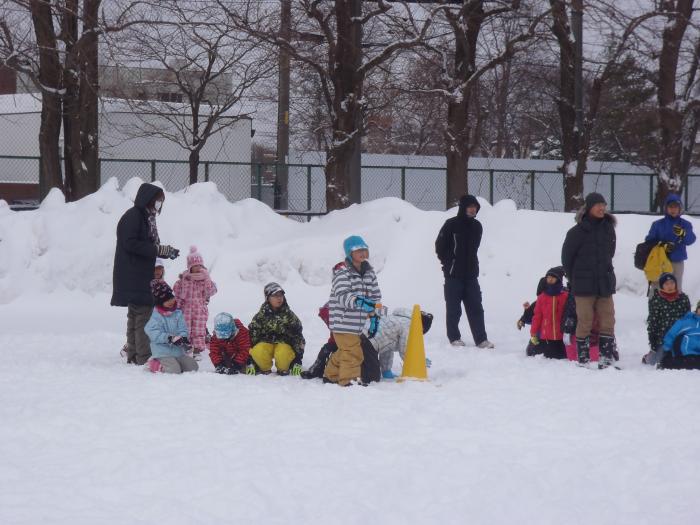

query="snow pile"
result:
[1,179,700,524]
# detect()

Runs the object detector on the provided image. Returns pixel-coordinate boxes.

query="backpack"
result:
[634,240,656,270]
[643,245,673,283]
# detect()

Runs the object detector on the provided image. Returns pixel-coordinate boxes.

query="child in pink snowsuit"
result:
[173,246,217,355]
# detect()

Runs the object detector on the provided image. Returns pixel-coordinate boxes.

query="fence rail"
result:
[1,155,700,215]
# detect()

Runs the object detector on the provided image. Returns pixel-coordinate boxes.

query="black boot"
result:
[576,337,591,367]
[599,335,617,369]
[300,343,336,379]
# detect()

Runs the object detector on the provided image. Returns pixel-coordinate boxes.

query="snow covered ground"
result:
[1,180,699,525]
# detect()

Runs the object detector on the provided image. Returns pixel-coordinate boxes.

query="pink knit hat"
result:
[187,245,204,270]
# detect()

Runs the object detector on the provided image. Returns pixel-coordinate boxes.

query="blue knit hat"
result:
[213,312,237,339]
[343,235,369,258]
[658,273,676,289]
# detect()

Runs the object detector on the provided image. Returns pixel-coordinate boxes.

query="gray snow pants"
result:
[126,304,154,365]
[158,356,199,374]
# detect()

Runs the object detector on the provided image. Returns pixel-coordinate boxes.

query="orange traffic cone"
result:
[398,304,428,382]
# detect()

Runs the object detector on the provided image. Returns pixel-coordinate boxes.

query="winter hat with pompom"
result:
[187,245,204,270]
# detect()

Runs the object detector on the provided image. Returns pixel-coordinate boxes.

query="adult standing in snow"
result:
[111,183,179,365]
[435,194,494,348]
[561,192,617,369]
[644,193,696,292]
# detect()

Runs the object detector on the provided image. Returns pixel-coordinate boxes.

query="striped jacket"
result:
[329,260,382,334]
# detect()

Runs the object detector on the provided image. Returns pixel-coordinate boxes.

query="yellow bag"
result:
[643,245,673,283]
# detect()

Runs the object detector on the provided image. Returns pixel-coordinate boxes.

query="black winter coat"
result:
[111,183,162,306]
[435,207,483,280]
[561,209,617,297]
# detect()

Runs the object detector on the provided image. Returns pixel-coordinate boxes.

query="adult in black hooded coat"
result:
[435,194,494,348]
[112,183,179,364]
[561,192,617,368]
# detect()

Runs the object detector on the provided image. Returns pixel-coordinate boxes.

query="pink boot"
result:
[147,358,162,373]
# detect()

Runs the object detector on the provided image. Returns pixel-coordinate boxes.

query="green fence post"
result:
[307,165,312,211]
[256,163,262,201]
[530,171,535,210]
[401,167,406,200]
[489,169,494,204]
[150,160,156,182]
[610,173,615,211]
[204,162,209,183]
[649,175,654,212]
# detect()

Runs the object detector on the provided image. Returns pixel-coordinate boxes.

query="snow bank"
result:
[2,176,697,308]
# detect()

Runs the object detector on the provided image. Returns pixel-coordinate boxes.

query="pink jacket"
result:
[173,269,217,349]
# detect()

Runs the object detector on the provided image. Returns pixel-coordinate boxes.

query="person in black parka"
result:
[111,183,179,365]
[435,194,494,348]
[561,192,617,369]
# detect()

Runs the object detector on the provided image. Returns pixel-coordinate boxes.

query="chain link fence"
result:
[2,155,700,216]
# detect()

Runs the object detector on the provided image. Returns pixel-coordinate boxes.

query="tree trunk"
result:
[77,0,100,198]
[189,149,200,186]
[655,0,693,210]
[445,95,469,208]
[550,0,582,211]
[30,0,64,200]
[325,0,363,211]
[62,0,81,202]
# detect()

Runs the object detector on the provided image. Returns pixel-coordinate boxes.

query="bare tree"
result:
[224,0,433,211]
[0,0,145,200]
[106,1,275,185]
[416,1,550,207]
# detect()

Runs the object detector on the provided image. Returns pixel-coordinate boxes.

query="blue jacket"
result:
[645,195,696,262]
[662,312,700,357]
[144,308,189,358]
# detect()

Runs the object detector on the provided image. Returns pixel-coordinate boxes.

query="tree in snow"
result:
[416,1,550,208]
[0,0,145,201]
[224,0,433,211]
[105,1,275,186]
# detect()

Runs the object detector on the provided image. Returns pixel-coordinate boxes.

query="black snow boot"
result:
[576,337,591,367]
[598,335,617,369]
[300,343,336,379]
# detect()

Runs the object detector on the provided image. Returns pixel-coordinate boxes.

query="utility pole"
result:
[275,0,291,210]
[571,0,583,154]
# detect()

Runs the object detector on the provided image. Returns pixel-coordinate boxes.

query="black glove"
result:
[168,335,190,347]
[215,364,239,375]
[157,244,180,259]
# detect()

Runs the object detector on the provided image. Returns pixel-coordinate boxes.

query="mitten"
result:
[673,224,686,238]
[245,362,257,375]
[516,319,525,330]
[215,365,238,375]
[530,335,539,345]
[168,335,183,346]
[355,296,376,313]
[661,241,675,253]
[368,315,379,338]
[157,244,180,259]
[290,363,303,376]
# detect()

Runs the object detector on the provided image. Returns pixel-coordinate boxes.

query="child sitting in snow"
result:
[528,267,569,359]
[144,281,198,374]
[300,303,380,383]
[643,273,691,366]
[366,307,433,379]
[173,246,217,357]
[247,282,305,376]
[658,299,700,370]
[209,312,252,375]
